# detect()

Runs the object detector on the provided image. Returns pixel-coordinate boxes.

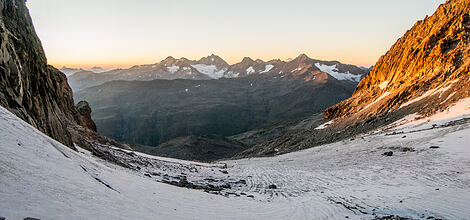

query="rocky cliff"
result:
[240,0,470,157]
[0,0,96,147]
[325,0,470,122]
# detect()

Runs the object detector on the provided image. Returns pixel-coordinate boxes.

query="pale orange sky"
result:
[26,0,445,69]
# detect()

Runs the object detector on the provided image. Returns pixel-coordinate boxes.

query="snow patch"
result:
[314,63,362,82]
[400,79,459,108]
[379,81,389,89]
[167,65,180,74]
[246,66,255,75]
[260,65,274,74]
[191,64,226,79]
[291,67,303,72]
[409,97,470,126]
[441,92,457,104]
[315,120,335,130]
[362,92,390,111]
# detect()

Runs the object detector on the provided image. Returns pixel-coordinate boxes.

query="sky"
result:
[26,0,445,69]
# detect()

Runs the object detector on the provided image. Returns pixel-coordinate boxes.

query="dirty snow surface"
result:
[1,105,470,220]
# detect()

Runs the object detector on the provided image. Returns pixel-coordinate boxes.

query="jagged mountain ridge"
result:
[72,55,368,161]
[67,54,368,91]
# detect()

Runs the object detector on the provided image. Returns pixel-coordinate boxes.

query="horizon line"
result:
[52,53,376,70]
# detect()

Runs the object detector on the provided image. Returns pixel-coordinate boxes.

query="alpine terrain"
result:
[75,54,367,161]
[1,0,469,219]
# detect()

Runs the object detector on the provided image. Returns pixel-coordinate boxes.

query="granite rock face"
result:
[0,0,95,147]
[325,0,470,121]
[240,0,470,157]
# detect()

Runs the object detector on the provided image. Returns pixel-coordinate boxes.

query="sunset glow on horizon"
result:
[26,0,445,69]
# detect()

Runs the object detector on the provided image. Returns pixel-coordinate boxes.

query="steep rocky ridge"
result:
[0,0,115,150]
[239,0,470,157]
[325,0,470,122]
[0,0,92,146]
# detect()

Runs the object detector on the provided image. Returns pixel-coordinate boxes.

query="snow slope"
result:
[1,104,470,219]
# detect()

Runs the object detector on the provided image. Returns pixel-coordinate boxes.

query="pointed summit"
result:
[241,57,255,64]
[161,56,177,66]
[197,54,229,69]
[178,57,190,62]
[293,53,310,62]
[163,56,176,62]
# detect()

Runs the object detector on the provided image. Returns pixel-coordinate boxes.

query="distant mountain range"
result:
[66,54,368,91]
[74,55,369,159]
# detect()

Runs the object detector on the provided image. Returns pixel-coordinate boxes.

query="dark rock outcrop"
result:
[74,101,97,132]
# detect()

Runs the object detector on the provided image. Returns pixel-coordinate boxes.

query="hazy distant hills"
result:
[76,74,356,150]
[67,54,367,91]
[60,66,110,76]
[75,55,368,156]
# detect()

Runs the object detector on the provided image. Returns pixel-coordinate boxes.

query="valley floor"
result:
[1,103,470,220]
